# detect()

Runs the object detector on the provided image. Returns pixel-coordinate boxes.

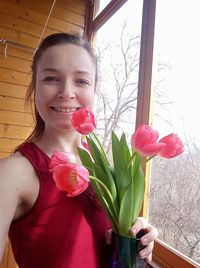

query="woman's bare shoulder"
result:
[0,152,40,256]
[0,151,34,177]
[0,151,39,219]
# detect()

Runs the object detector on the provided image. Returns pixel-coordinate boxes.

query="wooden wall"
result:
[0,0,87,158]
[0,0,87,267]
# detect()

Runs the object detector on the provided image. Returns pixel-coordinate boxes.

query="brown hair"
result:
[22,32,97,146]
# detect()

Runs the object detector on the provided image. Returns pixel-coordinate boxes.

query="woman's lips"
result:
[51,107,79,113]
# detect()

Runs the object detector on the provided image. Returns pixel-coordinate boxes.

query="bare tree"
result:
[149,138,200,263]
[95,23,139,153]
[95,22,171,154]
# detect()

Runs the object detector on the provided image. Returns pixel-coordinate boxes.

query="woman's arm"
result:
[0,157,20,260]
[0,153,39,261]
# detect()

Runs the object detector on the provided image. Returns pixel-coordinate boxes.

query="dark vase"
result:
[109,230,147,268]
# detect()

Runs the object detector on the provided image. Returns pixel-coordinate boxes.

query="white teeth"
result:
[53,107,77,113]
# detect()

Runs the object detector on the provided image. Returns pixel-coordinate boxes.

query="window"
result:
[149,0,200,266]
[95,0,112,16]
[90,0,199,267]
[93,0,143,152]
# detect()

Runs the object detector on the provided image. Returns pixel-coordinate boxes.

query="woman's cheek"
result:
[80,90,95,107]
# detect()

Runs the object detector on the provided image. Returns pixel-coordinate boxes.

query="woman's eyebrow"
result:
[74,70,93,77]
[42,68,59,72]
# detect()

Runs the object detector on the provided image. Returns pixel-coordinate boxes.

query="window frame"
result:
[84,0,199,267]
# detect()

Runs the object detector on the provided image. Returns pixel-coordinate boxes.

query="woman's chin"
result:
[55,123,76,132]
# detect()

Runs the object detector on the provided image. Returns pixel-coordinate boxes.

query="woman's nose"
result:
[57,81,75,99]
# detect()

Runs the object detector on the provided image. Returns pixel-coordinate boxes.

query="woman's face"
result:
[35,44,96,131]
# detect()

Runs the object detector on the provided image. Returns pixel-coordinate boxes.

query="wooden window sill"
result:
[151,239,199,268]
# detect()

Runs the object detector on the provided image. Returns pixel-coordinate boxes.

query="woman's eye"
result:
[43,76,59,82]
[75,79,90,86]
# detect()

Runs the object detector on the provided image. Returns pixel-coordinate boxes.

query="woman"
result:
[0,33,158,268]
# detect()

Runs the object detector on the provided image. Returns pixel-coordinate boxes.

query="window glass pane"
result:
[97,0,112,15]
[94,0,143,153]
[149,0,200,264]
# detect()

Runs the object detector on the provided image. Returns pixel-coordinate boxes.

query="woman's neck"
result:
[35,127,82,157]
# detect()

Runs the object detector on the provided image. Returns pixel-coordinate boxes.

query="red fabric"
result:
[9,142,112,268]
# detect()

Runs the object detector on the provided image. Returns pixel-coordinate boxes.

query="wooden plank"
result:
[0,54,31,73]
[0,12,45,38]
[0,20,83,54]
[56,0,86,15]
[0,96,32,113]
[0,123,32,139]
[0,45,33,61]
[47,17,83,34]
[0,239,18,268]
[0,151,9,158]
[0,109,34,126]
[0,67,31,86]
[0,1,48,26]
[0,26,62,49]
[0,1,84,27]
[6,0,55,16]
[8,0,86,16]
[0,26,39,49]
[136,0,156,218]
[0,137,24,152]
[50,9,84,27]
[0,82,28,99]
[153,241,199,268]
[0,12,82,39]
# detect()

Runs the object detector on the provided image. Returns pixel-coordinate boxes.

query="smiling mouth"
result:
[50,107,79,113]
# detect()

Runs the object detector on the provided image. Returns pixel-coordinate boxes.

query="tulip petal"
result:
[140,142,166,157]
[49,150,74,171]
[131,124,161,157]
[159,133,184,158]
[71,108,96,135]
[51,164,89,195]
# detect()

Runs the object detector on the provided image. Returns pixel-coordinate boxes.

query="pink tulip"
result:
[49,150,76,172]
[158,133,184,158]
[71,108,96,135]
[81,141,91,153]
[52,163,89,196]
[131,124,166,157]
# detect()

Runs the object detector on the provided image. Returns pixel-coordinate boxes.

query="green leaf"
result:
[118,183,134,237]
[89,175,118,232]
[86,136,106,168]
[92,163,118,211]
[86,135,117,196]
[112,131,132,203]
[85,136,117,201]
[132,154,145,223]
[119,133,131,165]
[77,147,93,175]
[92,163,111,192]
[104,165,118,201]
[89,133,109,165]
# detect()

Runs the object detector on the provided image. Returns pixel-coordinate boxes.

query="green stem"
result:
[89,175,118,225]
[89,133,109,165]
[127,151,136,168]
[89,175,114,204]
[142,154,157,167]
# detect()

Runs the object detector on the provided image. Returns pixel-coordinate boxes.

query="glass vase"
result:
[109,230,147,268]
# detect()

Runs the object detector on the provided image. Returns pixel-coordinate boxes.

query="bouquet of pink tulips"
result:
[49,108,184,238]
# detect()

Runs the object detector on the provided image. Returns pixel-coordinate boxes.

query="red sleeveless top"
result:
[9,142,112,268]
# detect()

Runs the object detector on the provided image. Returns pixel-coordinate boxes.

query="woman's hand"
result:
[105,217,158,264]
[130,217,159,263]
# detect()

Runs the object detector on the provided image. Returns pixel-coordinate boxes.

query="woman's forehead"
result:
[40,44,93,63]
[37,44,96,73]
